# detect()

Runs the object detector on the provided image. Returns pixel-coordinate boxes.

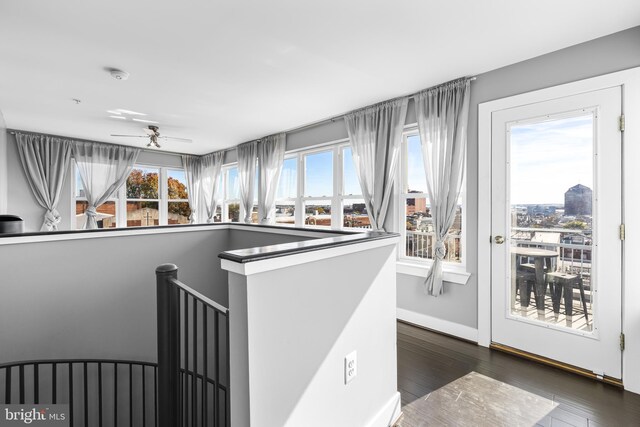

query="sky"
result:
[407,134,428,193]
[509,114,593,205]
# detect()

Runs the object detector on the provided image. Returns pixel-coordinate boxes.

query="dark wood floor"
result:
[396,321,640,427]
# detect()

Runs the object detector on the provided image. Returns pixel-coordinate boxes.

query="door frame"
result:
[477,67,640,393]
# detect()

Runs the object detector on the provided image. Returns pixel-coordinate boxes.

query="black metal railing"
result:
[0,359,158,426]
[156,264,230,427]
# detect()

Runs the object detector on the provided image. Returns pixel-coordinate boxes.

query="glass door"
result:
[491,86,622,379]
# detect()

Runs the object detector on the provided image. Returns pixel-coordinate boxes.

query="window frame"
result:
[221,164,241,223]
[125,164,163,227]
[166,168,191,225]
[273,154,299,227]
[397,126,467,269]
[220,138,369,231]
[71,163,191,228]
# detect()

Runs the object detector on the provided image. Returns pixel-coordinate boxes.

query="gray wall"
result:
[227,228,314,250]
[0,226,335,364]
[405,26,640,328]
[0,228,230,364]
[248,26,640,330]
[0,110,7,214]
[4,26,639,333]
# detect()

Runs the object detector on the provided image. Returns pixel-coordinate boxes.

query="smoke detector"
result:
[109,69,130,81]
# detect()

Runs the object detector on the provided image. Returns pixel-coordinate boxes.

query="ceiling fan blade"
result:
[159,136,193,143]
[110,134,148,138]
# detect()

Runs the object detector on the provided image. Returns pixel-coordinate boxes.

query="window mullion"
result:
[159,167,168,226]
[331,145,341,230]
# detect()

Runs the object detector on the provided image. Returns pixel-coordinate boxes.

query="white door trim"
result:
[477,66,640,393]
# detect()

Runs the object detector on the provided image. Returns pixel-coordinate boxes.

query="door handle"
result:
[494,235,505,244]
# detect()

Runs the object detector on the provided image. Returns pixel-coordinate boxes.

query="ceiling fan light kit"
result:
[111,125,192,149]
[109,68,129,81]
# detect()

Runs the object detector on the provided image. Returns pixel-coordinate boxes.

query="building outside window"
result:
[399,132,463,264]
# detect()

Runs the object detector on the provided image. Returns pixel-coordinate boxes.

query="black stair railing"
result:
[0,359,158,426]
[156,264,230,427]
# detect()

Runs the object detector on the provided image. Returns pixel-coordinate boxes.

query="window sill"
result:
[396,261,471,285]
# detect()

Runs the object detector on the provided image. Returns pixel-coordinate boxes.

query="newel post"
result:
[156,263,180,427]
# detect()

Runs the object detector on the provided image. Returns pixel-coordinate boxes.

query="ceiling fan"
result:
[111,126,192,148]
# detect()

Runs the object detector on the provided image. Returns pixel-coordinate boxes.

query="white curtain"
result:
[236,141,257,223]
[257,134,286,224]
[416,78,471,296]
[182,155,202,223]
[73,142,140,229]
[200,151,224,223]
[344,98,408,231]
[15,133,72,231]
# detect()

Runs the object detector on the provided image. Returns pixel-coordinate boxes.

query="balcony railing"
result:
[405,230,462,262]
[512,229,592,291]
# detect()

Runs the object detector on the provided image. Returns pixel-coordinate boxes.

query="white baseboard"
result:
[365,392,402,427]
[397,308,478,342]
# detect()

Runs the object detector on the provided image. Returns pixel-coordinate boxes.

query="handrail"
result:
[0,358,158,369]
[167,277,228,314]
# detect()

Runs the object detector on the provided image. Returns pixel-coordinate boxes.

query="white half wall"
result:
[225,240,401,427]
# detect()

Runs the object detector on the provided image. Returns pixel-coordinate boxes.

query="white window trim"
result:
[396,125,470,285]
[222,141,367,231]
[221,164,241,223]
[71,163,190,228]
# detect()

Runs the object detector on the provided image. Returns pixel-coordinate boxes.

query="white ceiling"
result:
[1,1,638,155]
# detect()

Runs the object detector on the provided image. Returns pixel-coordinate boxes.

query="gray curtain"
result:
[237,141,258,223]
[201,151,224,223]
[344,98,408,231]
[416,78,471,296]
[73,142,140,229]
[182,155,202,223]
[257,134,286,224]
[15,133,72,231]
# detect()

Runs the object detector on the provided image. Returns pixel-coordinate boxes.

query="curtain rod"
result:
[279,75,477,136]
[8,75,477,156]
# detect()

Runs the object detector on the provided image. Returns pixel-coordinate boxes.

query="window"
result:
[274,157,297,226]
[126,166,160,227]
[74,165,117,229]
[303,150,334,227]
[223,166,240,222]
[73,163,192,229]
[399,132,463,264]
[341,147,369,229]
[217,141,370,230]
[167,169,191,224]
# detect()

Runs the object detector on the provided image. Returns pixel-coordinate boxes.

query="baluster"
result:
[203,308,208,427]
[98,363,103,427]
[84,362,88,427]
[69,363,74,427]
[5,367,11,404]
[34,363,39,404]
[193,297,197,427]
